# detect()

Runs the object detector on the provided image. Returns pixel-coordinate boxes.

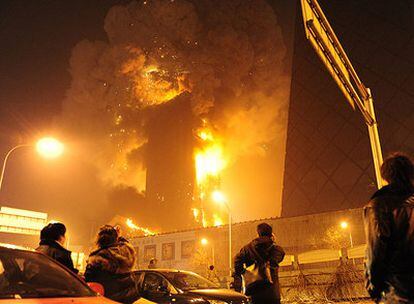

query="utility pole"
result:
[300,0,385,189]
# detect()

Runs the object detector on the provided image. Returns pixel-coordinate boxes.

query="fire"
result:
[213,214,224,227]
[195,127,227,186]
[126,218,156,236]
[195,145,226,185]
[122,50,189,107]
[192,208,200,221]
[193,124,228,227]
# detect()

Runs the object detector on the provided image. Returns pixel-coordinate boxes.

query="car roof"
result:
[136,269,197,275]
[0,243,34,251]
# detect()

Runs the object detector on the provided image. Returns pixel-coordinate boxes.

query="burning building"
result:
[61,0,294,232]
[145,92,195,230]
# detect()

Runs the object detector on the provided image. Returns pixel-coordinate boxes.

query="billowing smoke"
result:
[61,0,289,197]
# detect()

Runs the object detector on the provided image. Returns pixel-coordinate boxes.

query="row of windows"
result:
[0,225,40,235]
[138,240,196,262]
[0,214,46,223]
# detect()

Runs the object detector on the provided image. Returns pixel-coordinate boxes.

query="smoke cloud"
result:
[61,0,290,198]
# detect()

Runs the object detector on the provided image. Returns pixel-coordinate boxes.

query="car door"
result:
[141,272,173,304]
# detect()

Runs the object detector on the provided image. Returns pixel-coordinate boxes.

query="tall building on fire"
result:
[145,93,195,230]
[143,0,414,229]
[282,0,414,216]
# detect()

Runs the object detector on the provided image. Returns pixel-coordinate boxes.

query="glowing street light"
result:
[0,137,64,192]
[339,221,353,248]
[36,137,64,159]
[340,221,349,229]
[200,238,209,246]
[211,190,232,276]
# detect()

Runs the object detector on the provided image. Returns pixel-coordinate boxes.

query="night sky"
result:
[0,0,131,243]
[0,0,128,138]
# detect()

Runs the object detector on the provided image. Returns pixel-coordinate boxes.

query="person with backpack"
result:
[85,225,139,304]
[364,153,414,303]
[233,222,285,304]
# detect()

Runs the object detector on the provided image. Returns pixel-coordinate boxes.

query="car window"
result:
[164,272,218,291]
[0,249,94,299]
[143,273,169,292]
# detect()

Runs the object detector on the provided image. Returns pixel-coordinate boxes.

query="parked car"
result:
[134,269,250,304]
[0,244,117,303]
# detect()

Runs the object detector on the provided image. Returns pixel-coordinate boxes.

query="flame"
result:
[126,218,156,236]
[195,127,227,186]
[193,124,228,228]
[192,208,200,221]
[195,145,226,185]
[122,50,189,107]
[213,214,224,227]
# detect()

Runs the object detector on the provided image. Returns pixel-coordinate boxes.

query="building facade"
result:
[131,208,365,277]
[282,0,414,216]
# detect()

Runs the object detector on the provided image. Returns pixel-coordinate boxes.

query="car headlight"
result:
[208,301,228,304]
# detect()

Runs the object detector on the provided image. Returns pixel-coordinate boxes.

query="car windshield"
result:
[0,249,94,299]
[163,271,219,291]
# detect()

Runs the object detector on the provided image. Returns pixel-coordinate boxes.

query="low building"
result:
[130,208,365,277]
[0,206,48,248]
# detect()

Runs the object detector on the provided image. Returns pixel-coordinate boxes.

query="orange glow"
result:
[200,238,209,246]
[36,137,64,159]
[193,125,228,228]
[211,190,227,204]
[195,145,226,185]
[192,208,200,219]
[122,54,189,106]
[213,214,224,227]
[340,221,349,229]
[126,218,156,236]
[195,127,227,186]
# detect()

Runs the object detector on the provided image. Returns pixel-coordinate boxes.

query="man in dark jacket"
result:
[36,222,78,274]
[234,223,285,304]
[364,153,414,303]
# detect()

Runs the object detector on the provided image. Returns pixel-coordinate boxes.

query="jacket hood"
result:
[87,241,136,274]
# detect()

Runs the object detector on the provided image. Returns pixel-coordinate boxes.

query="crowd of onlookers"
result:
[36,223,140,303]
[36,152,414,304]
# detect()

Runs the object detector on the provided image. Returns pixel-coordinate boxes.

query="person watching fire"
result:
[36,222,78,274]
[85,225,139,304]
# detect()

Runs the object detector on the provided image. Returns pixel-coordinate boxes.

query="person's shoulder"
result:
[365,186,393,209]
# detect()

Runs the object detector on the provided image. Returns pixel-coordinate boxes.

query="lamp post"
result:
[340,221,353,248]
[200,238,215,266]
[211,190,232,277]
[0,137,64,192]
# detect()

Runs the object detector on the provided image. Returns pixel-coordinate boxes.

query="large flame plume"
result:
[193,122,227,227]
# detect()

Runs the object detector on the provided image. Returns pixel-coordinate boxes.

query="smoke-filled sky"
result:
[0,0,296,244]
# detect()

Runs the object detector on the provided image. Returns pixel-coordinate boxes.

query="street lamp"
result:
[36,137,64,159]
[211,190,232,276]
[340,221,353,248]
[0,137,64,191]
[200,238,215,266]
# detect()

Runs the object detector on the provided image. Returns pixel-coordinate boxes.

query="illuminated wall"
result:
[282,0,414,216]
[0,206,47,235]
